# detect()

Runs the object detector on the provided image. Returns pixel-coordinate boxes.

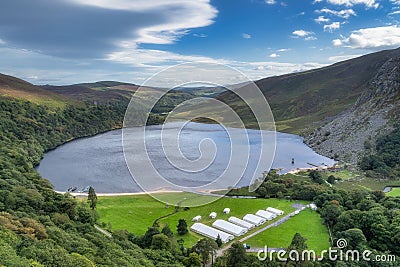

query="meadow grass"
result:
[386,187,400,197]
[97,193,307,247]
[244,209,330,254]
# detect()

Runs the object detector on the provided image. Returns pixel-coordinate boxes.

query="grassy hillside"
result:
[0,73,72,108]
[217,48,400,133]
[97,193,301,247]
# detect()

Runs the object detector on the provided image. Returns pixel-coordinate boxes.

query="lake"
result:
[37,122,335,193]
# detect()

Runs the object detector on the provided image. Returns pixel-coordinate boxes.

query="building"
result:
[212,219,247,236]
[266,207,284,216]
[209,212,217,219]
[228,216,255,229]
[243,214,266,226]
[190,223,234,243]
[223,208,230,214]
[192,215,201,222]
[309,203,317,211]
[255,210,276,220]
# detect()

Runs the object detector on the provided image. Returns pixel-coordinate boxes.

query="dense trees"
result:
[0,97,184,266]
[360,127,400,178]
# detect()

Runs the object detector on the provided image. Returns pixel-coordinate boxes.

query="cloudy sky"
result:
[1,0,400,85]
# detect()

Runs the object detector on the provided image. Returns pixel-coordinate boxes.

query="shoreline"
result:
[55,189,183,197]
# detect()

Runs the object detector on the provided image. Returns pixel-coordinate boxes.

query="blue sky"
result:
[1,0,400,84]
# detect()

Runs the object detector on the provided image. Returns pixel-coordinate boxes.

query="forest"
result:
[0,97,187,266]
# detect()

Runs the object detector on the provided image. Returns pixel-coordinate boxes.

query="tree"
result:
[141,227,160,248]
[161,224,174,238]
[327,175,336,184]
[177,219,188,236]
[309,170,325,184]
[192,238,217,267]
[287,233,308,265]
[215,234,222,248]
[226,242,246,267]
[183,252,202,267]
[288,233,308,251]
[87,186,97,210]
[151,233,172,250]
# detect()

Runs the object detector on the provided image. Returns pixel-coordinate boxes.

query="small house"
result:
[209,212,217,219]
[192,215,202,222]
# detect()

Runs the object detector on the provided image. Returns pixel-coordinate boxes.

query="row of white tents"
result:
[189,207,284,243]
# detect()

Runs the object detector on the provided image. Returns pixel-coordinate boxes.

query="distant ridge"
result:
[0,73,71,107]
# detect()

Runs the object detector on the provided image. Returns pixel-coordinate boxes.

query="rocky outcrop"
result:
[304,57,400,164]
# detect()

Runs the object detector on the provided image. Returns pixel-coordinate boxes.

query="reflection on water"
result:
[37,122,334,193]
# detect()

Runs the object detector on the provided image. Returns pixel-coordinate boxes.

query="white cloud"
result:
[292,30,314,37]
[328,54,362,61]
[333,26,400,50]
[68,0,218,45]
[193,33,208,38]
[265,0,277,4]
[324,22,341,31]
[326,0,379,8]
[0,39,5,45]
[318,8,356,19]
[269,53,280,58]
[315,16,330,23]
[242,33,252,39]
[389,10,400,15]
[277,48,290,52]
[292,30,316,40]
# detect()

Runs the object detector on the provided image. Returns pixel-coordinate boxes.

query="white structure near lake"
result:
[209,212,217,219]
[190,223,234,243]
[212,219,247,236]
[228,216,255,229]
[255,210,276,220]
[243,214,266,226]
[266,207,284,216]
[192,215,201,222]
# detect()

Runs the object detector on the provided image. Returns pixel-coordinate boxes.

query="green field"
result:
[97,193,309,247]
[386,188,400,197]
[244,209,330,253]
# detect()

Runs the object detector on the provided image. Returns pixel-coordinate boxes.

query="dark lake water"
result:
[37,122,335,193]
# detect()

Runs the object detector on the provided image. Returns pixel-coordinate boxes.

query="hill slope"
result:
[218,48,400,133]
[0,73,71,107]
[304,55,400,163]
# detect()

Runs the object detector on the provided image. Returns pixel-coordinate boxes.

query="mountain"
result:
[0,73,71,107]
[304,55,400,163]
[215,48,400,163]
[40,81,140,104]
[218,48,400,133]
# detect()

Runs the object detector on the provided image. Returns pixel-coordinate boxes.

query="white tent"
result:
[212,219,247,236]
[256,210,276,220]
[192,215,202,222]
[228,216,255,229]
[266,207,284,216]
[190,223,234,243]
[209,212,217,219]
[243,214,266,226]
[223,208,230,214]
